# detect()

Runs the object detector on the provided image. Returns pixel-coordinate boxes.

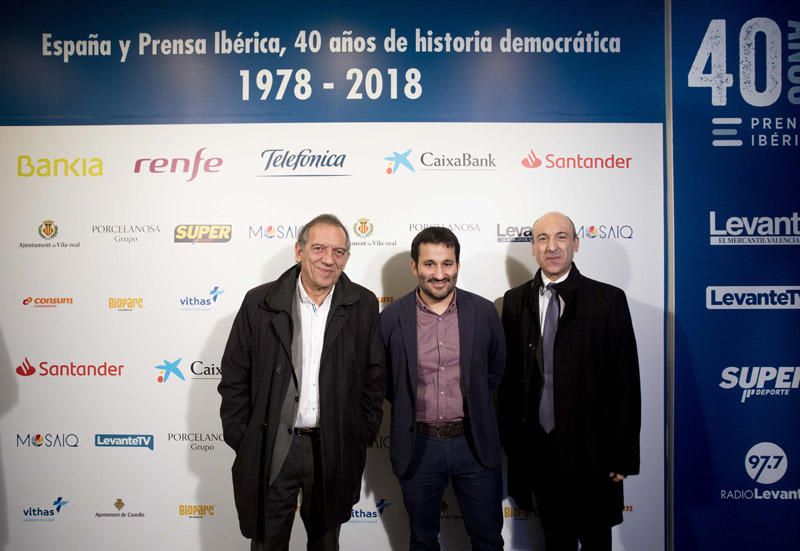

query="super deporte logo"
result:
[720,365,799,403]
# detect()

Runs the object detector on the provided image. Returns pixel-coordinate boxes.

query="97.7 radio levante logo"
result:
[721,442,798,501]
[688,18,799,148]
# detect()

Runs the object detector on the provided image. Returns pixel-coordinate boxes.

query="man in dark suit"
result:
[380,227,505,551]
[499,211,640,551]
[218,213,385,551]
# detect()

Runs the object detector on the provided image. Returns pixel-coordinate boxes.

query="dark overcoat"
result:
[379,288,505,478]
[498,264,640,525]
[218,265,385,538]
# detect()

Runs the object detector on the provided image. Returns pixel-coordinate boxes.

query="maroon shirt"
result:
[415,290,464,423]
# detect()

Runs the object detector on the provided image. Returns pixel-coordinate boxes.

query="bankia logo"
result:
[174,224,231,243]
[520,147,632,169]
[706,286,800,309]
[95,434,154,450]
[576,223,634,239]
[720,442,798,502]
[154,358,184,383]
[248,224,304,240]
[15,357,124,377]
[22,296,73,308]
[384,149,415,174]
[496,223,532,243]
[349,498,391,524]
[16,433,79,448]
[259,147,349,177]
[20,219,80,249]
[22,497,69,521]
[709,211,800,245]
[179,286,224,310]
[134,148,223,182]
[18,154,103,177]
[720,365,799,403]
[92,224,161,245]
[419,150,496,170]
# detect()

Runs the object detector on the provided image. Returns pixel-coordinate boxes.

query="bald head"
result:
[531,211,580,280]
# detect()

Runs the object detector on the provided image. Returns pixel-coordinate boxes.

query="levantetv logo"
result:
[720,365,799,403]
[95,434,154,450]
[709,211,800,245]
[706,286,800,309]
[259,148,349,177]
[22,497,69,521]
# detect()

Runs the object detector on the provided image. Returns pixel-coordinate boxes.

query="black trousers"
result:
[251,431,340,551]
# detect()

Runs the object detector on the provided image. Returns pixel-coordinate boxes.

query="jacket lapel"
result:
[399,293,418,401]
[457,290,475,392]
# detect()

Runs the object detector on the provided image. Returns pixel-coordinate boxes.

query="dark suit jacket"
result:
[380,288,505,478]
[499,264,640,524]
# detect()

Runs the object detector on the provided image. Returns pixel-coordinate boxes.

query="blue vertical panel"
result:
[672,1,800,549]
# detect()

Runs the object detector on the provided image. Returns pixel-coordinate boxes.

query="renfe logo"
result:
[134,148,222,182]
[706,286,800,309]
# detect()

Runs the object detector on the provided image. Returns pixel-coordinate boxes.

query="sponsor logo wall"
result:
[0,2,665,550]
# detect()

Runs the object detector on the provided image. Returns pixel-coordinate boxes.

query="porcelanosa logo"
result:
[91,224,161,245]
[408,223,480,233]
[706,286,800,309]
[349,499,391,524]
[720,365,799,403]
[167,431,224,452]
[179,286,224,310]
[134,148,223,182]
[520,147,632,169]
[248,224,303,240]
[22,497,69,521]
[384,149,415,174]
[15,357,125,378]
[720,442,798,502]
[709,211,800,245]
[95,434,154,450]
[16,433,79,448]
[576,224,634,239]
[259,148,349,177]
[419,150,496,170]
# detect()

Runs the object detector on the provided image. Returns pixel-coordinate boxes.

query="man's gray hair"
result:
[296,213,351,252]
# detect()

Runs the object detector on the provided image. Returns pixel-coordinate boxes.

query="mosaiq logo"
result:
[519,147,632,169]
[709,211,800,245]
[720,442,798,502]
[248,224,303,240]
[720,365,799,403]
[15,357,125,378]
[259,147,349,177]
[22,497,69,521]
[179,286,224,310]
[16,433,79,448]
[134,148,223,182]
[576,223,634,239]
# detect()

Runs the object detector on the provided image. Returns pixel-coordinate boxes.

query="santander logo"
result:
[521,149,543,168]
[16,357,36,376]
[521,147,632,169]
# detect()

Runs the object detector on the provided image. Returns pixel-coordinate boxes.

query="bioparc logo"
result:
[108,297,144,311]
[720,365,799,403]
[94,434,154,451]
[19,219,80,249]
[349,499,391,524]
[576,224,634,240]
[248,224,304,240]
[179,504,216,519]
[520,147,632,169]
[174,224,231,243]
[350,218,397,247]
[15,357,125,378]
[721,442,798,502]
[134,148,223,182]
[259,147,349,177]
[709,211,800,245]
[95,498,145,519]
[384,149,415,174]
[22,497,69,522]
[22,296,73,308]
[706,286,800,310]
[179,286,224,310]
[16,433,79,448]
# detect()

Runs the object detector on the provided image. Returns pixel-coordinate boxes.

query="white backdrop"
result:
[0,122,664,550]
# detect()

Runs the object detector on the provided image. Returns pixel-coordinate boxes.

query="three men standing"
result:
[499,212,641,551]
[381,227,506,551]
[218,214,385,550]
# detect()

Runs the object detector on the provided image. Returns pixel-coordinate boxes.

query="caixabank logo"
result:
[708,211,800,245]
[720,365,799,403]
[348,498,391,524]
[418,150,496,171]
[520,147,632,169]
[16,433,79,448]
[21,497,69,522]
[721,442,798,502]
[15,357,125,378]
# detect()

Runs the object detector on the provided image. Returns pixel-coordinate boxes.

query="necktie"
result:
[539,284,559,433]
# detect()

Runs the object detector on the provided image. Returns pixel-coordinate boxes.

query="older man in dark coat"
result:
[499,212,640,551]
[219,213,385,550]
